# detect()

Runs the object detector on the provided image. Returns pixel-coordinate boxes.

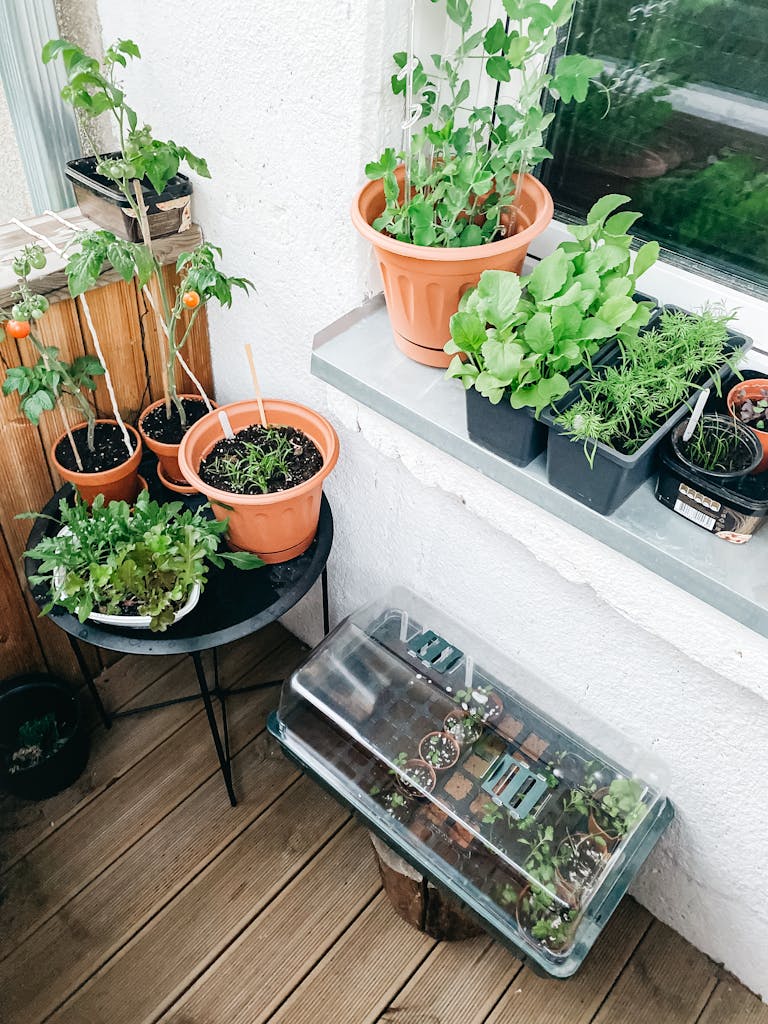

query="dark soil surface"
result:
[198,424,323,495]
[55,422,134,474]
[142,398,210,445]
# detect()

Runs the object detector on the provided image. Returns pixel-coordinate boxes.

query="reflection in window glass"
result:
[540,0,768,290]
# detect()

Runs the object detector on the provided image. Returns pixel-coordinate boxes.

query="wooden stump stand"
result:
[370,833,483,941]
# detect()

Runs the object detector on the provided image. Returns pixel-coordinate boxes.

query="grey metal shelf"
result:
[312,295,768,641]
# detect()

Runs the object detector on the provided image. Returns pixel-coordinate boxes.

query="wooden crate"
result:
[0,210,213,682]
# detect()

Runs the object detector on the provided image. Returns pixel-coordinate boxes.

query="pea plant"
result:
[446,194,659,412]
[43,38,252,425]
[365,0,602,247]
[1,246,104,468]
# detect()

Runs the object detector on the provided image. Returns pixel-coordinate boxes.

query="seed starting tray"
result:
[268,587,673,977]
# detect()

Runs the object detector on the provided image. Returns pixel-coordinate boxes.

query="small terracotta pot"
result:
[418,731,461,771]
[555,833,608,906]
[443,709,482,746]
[177,399,339,563]
[138,394,216,486]
[51,421,142,506]
[514,885,572,954]
[156,460,196,495]
[727,379,768,473]
[351,167,554,367]
[394,758,437,799]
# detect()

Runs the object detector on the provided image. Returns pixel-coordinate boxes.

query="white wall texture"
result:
[97,0,768,998]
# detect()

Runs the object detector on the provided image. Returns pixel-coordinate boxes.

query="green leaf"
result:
[117,39,141,58]
[133,245,156,288]
[486,56,511,82]
[446,0,472,30]
[484,19,507,54]
[450,311,487,352]
[632,240,660,280]
[597,294,638,328]
[523,313,555,353]
[481,340,525,383]
[221,551,265,570]
[476,270,522,329]
[604,211,641,237]
[527,249,569,301]
[587,194,630,226]
[551,54,603,103]
[506,34,529,66]
[106,241,135,282]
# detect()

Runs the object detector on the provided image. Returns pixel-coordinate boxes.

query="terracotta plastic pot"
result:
[177,399,339,563]
[51,421,142,506]
[727,378,768,473]
[138,394,216,488]
[351,167,554,367]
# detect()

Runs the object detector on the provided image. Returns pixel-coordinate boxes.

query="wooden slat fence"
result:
[0,210,213,683]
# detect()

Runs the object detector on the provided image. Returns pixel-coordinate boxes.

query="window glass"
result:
[540,0,768,292]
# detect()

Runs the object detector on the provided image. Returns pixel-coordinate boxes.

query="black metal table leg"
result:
[68,635,112,729]
[191,651,237,807]
[322,566,330,636]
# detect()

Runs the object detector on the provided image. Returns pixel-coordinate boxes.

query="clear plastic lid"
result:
[273,587,671,973]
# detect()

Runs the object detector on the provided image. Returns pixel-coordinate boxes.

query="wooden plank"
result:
[266,892,436,1024]
[134,276,168,404]
[51,781,353,1024]
[3,731,307,1024]
[29,297,91,467]
[591,918,719,1024]
[156,820,376,1024]
[0,634,301,959]
[377,937,520,1024]
[76,278,151,421]
[0,527,46,677]
[697,980,768,1024]
[0,209,203,306]
[485,898,653,1024]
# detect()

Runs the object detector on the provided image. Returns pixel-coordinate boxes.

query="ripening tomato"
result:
[182,290,200,309]
[5,320,31,339]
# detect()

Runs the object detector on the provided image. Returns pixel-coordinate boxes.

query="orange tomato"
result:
[182,290,200,309]
[5,320,31,339]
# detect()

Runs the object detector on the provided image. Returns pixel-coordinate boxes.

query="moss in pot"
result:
[23,489,263,632]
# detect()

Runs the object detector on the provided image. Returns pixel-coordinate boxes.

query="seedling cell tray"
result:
[66,153,193,242]
[540,310,752,516]
[268,587,673,977]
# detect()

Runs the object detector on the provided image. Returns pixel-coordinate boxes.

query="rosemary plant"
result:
[556,306,741,464]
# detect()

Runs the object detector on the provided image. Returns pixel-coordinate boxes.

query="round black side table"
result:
[24,474,333,807]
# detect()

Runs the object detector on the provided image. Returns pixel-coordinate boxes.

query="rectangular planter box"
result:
[465,294,658,468]
[269,588,673,978]
[540,309,753,516]
[66,154,193,242]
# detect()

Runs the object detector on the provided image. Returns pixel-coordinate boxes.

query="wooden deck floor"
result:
[1,626,765,1024]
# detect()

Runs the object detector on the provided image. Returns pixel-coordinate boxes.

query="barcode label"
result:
[674,498,716,531]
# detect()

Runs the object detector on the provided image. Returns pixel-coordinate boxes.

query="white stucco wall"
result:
[97,0,768,999]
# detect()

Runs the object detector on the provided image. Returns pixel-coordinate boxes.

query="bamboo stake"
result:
[141,285,213,411]
[13,217,134,456]
[132,183,171,416]
[245,343,267,427]
[58,405,83,471]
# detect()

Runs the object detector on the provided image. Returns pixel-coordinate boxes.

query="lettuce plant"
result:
[24,490,263,631]
[445,195,659,412]
[365,0,602,247]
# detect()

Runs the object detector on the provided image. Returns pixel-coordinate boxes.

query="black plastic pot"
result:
[540,314,752,516]
[66,153,193,242]
[656,424,768,543]
[466,336,623,467]
[0,675,90,800]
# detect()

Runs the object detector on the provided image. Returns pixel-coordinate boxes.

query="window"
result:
[540,0,768,293]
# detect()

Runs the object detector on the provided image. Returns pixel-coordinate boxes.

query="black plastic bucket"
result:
[0,675,90,800]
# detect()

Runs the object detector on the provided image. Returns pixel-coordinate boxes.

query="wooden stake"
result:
[245,344,268,427]
[59,406,83,472]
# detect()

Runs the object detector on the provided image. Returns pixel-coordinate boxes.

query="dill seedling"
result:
[556,306,741,465]
[680,416,754,474]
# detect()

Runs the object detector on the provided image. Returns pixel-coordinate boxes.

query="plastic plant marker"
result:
[682,388,711,443]
[217,409,235,440]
